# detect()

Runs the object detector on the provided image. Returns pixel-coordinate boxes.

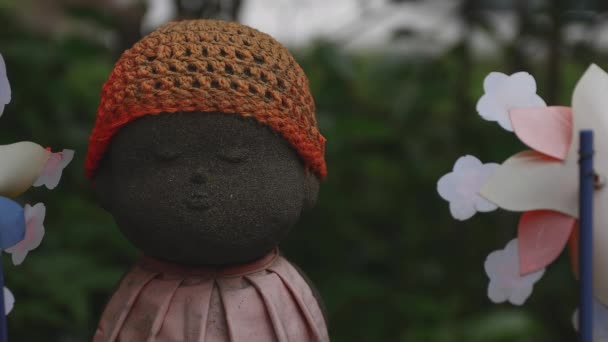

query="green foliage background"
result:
[0,0,602,341]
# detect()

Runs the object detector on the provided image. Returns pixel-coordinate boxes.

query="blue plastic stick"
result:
[0,258,6,342]
[0,256,6,342]
[579,130,594,342]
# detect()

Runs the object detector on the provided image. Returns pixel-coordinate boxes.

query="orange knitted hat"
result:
[85,19,326,180]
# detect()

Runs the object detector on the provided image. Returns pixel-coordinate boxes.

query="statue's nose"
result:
[190,167,208,184]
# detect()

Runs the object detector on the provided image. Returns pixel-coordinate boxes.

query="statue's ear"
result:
[302,171,320,211]
[93,156,114,213]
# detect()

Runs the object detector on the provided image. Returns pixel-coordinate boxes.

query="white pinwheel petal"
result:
[437,155,499,221]
[572,64,608,162]
[0,54,10,117]
[33,149,75,190]
[484,239,545,306]
[572,298,608,338]
[570,65,608,306]
[0,142,50,198]
[4,287,14,315]
[480,150,578,216]
[5,203,46,266]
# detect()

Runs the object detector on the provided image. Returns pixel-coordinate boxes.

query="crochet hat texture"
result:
[85,19,326,179]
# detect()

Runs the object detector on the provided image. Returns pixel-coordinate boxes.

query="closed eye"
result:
[154,147,181,161]
[217,148,248,163]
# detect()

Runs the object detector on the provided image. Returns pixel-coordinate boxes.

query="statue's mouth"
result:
[186,191,210,210]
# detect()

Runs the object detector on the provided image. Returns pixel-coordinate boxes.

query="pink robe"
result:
[93,249,329,342]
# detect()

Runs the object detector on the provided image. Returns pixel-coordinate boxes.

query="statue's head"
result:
[85,19,326,265]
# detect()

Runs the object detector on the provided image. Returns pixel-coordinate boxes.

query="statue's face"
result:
[95,112,317,265]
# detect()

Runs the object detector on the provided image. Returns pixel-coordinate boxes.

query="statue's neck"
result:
[137,248,279,277]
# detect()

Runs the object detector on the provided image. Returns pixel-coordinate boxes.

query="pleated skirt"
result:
[93,249,329,342]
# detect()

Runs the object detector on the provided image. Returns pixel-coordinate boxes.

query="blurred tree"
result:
[176,0,242,20]
[545,0,566,104]
[1,0,607,340]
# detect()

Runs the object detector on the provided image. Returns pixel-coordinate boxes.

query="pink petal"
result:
[518,210,576,275]
[509,106,573,160]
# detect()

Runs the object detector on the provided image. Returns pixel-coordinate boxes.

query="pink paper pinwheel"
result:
[480,64,608,305]
[5,203,46,266]
[438,64,608,308]
[0,50,73,324]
